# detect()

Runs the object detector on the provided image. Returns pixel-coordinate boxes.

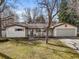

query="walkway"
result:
[60,39,79,53]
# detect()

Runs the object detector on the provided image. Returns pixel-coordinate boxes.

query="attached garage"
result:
[53,24,77,37]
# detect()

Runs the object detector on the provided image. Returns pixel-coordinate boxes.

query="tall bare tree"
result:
[22,8,32,23]
[22,7,40,23]
[63,0,79,25]
[68,0,79,16]
[37,0,60,44]
[0,0,17,37]
[0,0,5,37]
[32,7,38,22]
[35,15,45,23]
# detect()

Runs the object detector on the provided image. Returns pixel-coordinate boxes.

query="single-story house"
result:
[2,23,77,38]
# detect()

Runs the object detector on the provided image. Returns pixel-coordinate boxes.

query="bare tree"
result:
[22,7,40,23]
[32,7,38,22]
[22,8,32,23]
[35,15,46,23]
[0,0,17,37]
[32,7,45,23]
[68,0,79,16]
[0,0,5,37]
[37,0,60,44]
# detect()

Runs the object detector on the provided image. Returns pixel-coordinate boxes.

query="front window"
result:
[36,29,41,32]
[15,28,24,31]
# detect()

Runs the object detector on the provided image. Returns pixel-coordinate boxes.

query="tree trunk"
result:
[0,13,2,37]
[46,28,49,44]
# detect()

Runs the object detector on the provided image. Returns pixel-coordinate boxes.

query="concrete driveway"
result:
[60,39,79,53]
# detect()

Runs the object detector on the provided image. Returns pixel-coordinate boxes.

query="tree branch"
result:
[52,9,60,19]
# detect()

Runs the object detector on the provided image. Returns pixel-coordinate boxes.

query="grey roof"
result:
[27,23,48,28]
[3,22,76,30]
[2,23,48,29]
[2,22,27,30]
[50,23,64,28]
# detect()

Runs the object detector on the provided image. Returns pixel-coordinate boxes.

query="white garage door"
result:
[56,29,76,36]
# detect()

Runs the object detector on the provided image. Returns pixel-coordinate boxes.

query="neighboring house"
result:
[2,23,77,38]
[53,23,77,37]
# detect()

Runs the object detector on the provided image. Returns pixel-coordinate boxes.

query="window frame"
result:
[15,28,24,31]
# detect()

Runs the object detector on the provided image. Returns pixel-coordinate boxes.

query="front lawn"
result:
[0,39,78,59]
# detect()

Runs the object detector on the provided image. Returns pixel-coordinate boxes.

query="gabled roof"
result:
[50,23,64,28]
[3,23,48,29]
[2,22,77,30]
[50,23,77,29]
[3,24,28,29]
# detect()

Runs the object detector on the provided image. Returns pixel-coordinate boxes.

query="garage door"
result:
[56,29,76,36]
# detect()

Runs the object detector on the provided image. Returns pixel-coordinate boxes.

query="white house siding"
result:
[2,30,6,37]
[53,24,77,37]
[6,26,26,37]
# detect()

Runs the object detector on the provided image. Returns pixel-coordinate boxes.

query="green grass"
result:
[0,39,78,59]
